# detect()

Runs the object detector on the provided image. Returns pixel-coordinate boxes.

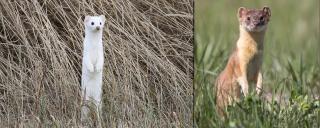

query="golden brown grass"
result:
[0,0,193,127]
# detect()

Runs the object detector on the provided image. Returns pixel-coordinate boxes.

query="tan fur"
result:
[215,7,271,116]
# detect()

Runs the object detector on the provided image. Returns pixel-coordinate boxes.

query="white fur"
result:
[240,24,267,32]
[256,72,263,94]
[237,76,249,96]
[81,15,106,120]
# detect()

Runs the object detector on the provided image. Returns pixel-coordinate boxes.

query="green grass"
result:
[194,0,320,127]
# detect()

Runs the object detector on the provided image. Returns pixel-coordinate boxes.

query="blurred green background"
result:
[195,0,319,127]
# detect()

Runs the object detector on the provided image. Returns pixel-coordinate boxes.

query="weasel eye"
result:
[91,22,94,25]
[246,17,250,21]
[259,16,264,21]
[100,22,102,25]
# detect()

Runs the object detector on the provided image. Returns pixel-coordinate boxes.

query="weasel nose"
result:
[254,21,263,26]
[96,26,100,30]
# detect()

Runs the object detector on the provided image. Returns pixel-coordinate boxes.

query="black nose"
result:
[254,21,264,26]
[96,26,100,30]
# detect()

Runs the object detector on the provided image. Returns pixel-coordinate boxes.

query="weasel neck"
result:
[84,30,103,46]
[238,26,266,50]
[85,30,103,40]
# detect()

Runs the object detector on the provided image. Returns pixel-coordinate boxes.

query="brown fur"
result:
[215,7,271,117]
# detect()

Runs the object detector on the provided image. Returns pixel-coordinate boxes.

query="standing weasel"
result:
[81,15,106,120]
[215,7,271,116]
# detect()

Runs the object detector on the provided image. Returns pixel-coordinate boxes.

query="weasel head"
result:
[84,15,106,33]
[238,7,271,32]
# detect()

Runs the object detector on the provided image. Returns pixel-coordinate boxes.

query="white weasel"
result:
[81,15,106,120]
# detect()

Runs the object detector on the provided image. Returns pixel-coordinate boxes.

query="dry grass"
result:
[0,0,193,127]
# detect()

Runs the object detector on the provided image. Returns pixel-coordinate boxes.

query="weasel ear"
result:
[238,7,246,18]
[100,15,106,23]
[84,16,91,24]
[262,6,271,17]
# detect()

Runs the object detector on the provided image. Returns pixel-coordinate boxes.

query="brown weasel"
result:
[215,7,271,116]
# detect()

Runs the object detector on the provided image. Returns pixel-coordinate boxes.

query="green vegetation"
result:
[194,0,320,127]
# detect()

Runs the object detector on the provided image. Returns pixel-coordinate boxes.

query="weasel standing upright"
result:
[81,15,106,119]
[215,7,271,116]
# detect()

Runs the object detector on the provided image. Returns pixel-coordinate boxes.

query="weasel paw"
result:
[96,66,103,72]
[87,65,94,72]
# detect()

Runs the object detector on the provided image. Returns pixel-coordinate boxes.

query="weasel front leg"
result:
[95,52,104,72]
[238,61,249,97]
[84,55,94,72]
[256,72,263,95]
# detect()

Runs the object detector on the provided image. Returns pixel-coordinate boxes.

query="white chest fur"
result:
[83,36,103,65]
